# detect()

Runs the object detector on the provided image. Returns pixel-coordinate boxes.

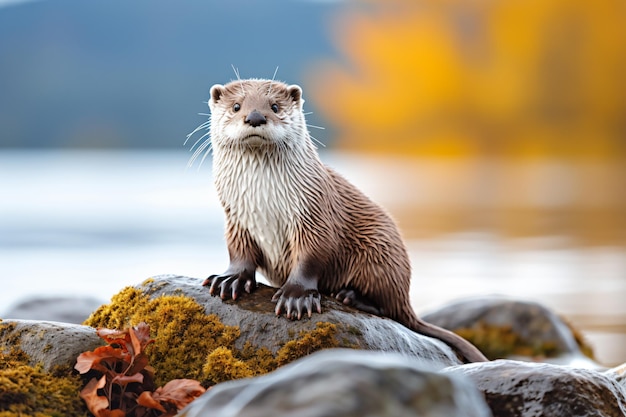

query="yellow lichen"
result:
[0,349,86,417]
[0,322,20,348]
[202,323,341,384]
[203,347,254,384]
[85,286,344,387]
[84,286,145,330]
[276,322,339,366]
[238,342,277,375]
[455,323,561,360]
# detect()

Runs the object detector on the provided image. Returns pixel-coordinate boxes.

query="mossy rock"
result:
[422,296,597,365]
[0,320,89,417]
[84,274,463,386]
[0,320,104,372]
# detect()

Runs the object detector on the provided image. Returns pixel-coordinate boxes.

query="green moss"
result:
[85,287,345,387]
[276,322,340,366]
[203,347,254,383]
[238,342,277,375]
[84,286,145,330]
[455,323,561,360]
[0,322,20,347]
[0,349,86,417]
[347,326,363,336]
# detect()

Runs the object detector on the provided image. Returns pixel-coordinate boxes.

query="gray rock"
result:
[0,319,104,372]
[422,296,597,366]
[138,274,463,367]
[3,296,104,324]
[607,363,626,392]
[444,360,626,417]
[180,349,492,417]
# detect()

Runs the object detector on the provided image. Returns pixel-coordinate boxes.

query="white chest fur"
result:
[213,150,306,268]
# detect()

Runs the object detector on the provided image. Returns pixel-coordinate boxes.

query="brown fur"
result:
[202,79,487,363]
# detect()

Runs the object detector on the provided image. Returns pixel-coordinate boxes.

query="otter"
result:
[198,78,487,363]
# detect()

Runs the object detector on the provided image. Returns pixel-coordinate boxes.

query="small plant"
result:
[75,322,205,417]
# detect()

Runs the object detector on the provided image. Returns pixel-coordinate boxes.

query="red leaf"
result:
[152,379,206,410]
[127,353,150,376]
[137,391,167,413]
[79,375,109,416]
[75,346,127,374]
[112,372,144,386]
[97,328,130,344]
[129,322,153,355]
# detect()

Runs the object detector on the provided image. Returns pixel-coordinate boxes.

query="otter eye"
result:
[233,103,241,112]
[271,103,279,113]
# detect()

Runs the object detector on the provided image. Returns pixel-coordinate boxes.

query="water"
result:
[1,150,624,365]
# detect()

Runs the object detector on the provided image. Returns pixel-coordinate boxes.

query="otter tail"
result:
[408,317,487,363]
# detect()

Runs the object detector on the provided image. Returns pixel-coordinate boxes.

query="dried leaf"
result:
[152,379,206,410]
[127,353,150,376]
[137,391,167,413]
[112,372,144,386]
[129,322,153,355]
[75,345,127,374]
[78,322,203,417]
[79,375,108,416]
[97,328,130,344]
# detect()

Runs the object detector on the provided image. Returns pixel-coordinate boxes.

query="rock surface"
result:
[444,360,626,417]
[2,295,104,324]
[180,349,492,417]
[0,319,104,372]
[2,274,625,417]
[607,362,626,392]
[135,274,464,368]
[423,296,596,366]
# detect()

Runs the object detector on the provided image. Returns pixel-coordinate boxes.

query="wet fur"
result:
[205,79,487,363]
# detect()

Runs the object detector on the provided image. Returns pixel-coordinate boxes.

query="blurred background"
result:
[0,0,624,364]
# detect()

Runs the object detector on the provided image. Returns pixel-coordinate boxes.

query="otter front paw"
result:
[202,270,256,300]
[272,283,322,320]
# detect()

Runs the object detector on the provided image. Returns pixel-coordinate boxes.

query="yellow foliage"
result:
[309,0,626,159]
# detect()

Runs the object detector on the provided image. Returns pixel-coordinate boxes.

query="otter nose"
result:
[245,110,267,127]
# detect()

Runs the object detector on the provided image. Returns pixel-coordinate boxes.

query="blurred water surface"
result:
[0,150,624,365]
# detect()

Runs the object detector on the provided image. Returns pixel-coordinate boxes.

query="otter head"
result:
[208,79,307,150]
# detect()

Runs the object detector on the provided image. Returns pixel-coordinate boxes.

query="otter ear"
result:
[287,85,304,107]
[209,84,225,110]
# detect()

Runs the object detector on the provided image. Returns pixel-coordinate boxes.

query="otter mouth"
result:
[241,134,269,145]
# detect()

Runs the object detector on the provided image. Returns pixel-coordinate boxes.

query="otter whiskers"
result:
[185,117,213,170]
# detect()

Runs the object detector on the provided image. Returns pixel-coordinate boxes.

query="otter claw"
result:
[204,271,256,300]
[273,287,321,320]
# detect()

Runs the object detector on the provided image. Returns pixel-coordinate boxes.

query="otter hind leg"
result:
[334,288,385,316]
[203,260,257,300]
